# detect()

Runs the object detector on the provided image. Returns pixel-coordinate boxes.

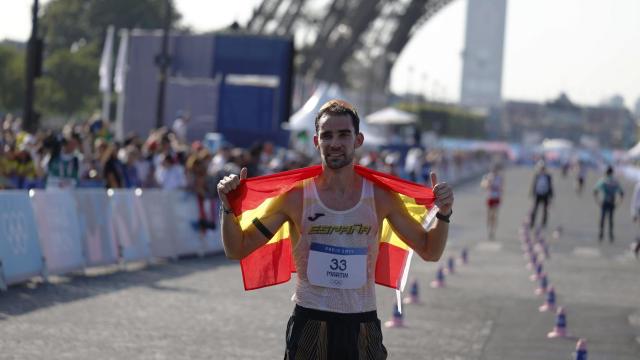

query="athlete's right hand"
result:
[217,167,247,209]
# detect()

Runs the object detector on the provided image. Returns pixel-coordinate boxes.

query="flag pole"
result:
[99,25,115,123]
[155,0,172,129]
[114,29,130,141]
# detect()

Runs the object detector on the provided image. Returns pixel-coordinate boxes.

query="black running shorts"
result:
[284,305,388,360]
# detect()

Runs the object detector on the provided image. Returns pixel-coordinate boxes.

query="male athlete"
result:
[593,166,624,242]
[529,160,553,229]
[481,164,504,240]
[217,100,454,359]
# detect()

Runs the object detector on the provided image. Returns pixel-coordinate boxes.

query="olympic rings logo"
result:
[330,279,343,287]
[1,212,29,255]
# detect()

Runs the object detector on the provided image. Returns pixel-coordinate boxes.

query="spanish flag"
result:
[226,165,435,291]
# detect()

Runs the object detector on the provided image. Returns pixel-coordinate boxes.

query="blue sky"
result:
[2,0,639,109]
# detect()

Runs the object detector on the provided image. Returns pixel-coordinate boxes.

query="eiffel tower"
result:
[245,0,456,110]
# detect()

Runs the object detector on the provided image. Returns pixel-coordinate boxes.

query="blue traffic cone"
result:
[403,279,420,304]
[430,267,446,288]
[460,248,469,265]
[547,306,569,338]
[527,252,539,270]
[574,338,587,360]
[446,256,456,275]
[535,273,549,295]
[539,286,556,312]
[384,302,404,328]
[530,262,544,281]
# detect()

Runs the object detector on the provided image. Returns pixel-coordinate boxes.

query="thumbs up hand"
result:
[217,167,248,210]
[430,172,453,215]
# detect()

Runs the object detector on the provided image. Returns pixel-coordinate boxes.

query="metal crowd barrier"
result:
[0,161,492,291]
[0,189,222,290]
[429,158,492,188]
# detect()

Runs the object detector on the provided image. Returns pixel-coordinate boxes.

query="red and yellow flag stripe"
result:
[226,165,434,291]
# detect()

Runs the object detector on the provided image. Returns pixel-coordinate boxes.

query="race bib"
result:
[307,243,367,289]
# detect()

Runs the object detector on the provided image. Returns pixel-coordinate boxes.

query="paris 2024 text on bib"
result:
[307,243,367,289]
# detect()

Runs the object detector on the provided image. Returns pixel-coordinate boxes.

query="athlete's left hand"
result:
[430,172,453,215]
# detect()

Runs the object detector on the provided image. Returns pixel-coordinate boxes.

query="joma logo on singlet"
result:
[308,224,371,235]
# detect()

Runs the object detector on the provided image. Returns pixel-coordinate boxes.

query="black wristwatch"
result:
[436,209,452,223]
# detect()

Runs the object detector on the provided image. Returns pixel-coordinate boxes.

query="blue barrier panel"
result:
[0,191,44,286]
[74,190,118,267]
[139,190,179,259]
[172,191,206,256]
[31,190,85,275]
[109,190,152,262]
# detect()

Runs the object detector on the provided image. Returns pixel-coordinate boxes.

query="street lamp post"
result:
[23,0,42,133]
[155,0,172,129]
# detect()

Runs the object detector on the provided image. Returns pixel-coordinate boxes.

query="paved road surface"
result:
[1,166,639,359]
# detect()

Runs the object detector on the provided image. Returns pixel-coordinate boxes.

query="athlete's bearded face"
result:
[314,114,364,170]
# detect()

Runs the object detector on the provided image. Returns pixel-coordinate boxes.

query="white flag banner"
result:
[114,29,129,94]
[99,25,115,93]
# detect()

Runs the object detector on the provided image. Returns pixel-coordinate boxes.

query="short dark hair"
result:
[606,166,613,175]
[314,99,360,134]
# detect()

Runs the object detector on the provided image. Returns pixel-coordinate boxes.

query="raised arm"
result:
[376,172,454,262]
[217,167,291,260]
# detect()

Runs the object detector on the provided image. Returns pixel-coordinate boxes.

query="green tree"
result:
[36,43,99,116]
[0,45,26,112]
[33,0,182,120]
[41,0,181,53]
[398,102,487,139]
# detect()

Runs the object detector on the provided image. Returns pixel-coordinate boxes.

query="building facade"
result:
[460,0,508,108]
[500,94,636,148]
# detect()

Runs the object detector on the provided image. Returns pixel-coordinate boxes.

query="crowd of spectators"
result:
[1,113,495,195]
[0,113,311,194]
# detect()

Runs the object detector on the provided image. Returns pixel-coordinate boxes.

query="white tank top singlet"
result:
[488,174,503,200]
[292,178,380,313]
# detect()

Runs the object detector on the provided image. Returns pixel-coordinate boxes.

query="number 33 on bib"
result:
[307,243,367,289]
